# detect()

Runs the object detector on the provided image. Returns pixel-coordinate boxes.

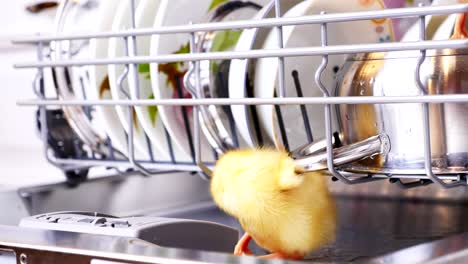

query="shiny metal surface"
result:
[293,134,389,173]
[2,167,468,262]
[335,47,468,175]
[363,233,468,264]
[15,172,212,223]
[0,225,306,264]
[186,1,262,154]
[15,39,468,68]
[167,195,468,263]
[2,194,468,263]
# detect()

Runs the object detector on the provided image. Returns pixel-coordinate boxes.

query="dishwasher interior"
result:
[2,0,468,263]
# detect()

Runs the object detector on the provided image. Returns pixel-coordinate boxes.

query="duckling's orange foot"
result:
[234,232,253,256]
[258,253,304,260]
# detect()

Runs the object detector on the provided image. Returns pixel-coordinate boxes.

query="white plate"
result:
[229,0,302,147]
[193,0,268,152]
[108,0,159,160]
[88,0,129,155]
[124,0,183,161]
[150,0,233,162]
[254,0,394,150]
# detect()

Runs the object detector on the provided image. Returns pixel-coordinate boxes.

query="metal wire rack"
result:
[12,0,468,188]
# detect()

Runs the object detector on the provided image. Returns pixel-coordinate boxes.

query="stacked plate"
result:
[52,0,459,163]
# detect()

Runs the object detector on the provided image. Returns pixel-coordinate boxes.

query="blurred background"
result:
[0,1,63,189]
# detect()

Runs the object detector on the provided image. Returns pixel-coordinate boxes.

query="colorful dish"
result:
[254,0,394,150]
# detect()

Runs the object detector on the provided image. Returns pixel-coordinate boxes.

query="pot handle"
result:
[451,12,467,39]
[293,134,391,172]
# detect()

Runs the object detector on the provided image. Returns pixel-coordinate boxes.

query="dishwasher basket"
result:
[12,0,468,189]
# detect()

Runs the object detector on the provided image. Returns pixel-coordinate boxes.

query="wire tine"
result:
[194,106,212,180]
[274,0,286,98]
[164,127,176,163]
[125,20,156,164]
[227,107,239,148]
[14,39,468,68]
[36,38,64,169]
[316,11,380,185]
[272,0,289,150]
[130,0,136,29]
[274,103,289,151]
[414,5,464,188]
[79,75,92,119]
[17,94,468,107]
[126,105,152,176]
[106,136,117,161]
[189,30,213,179]
[145,135,155,162]
[292,70,314,143]
[176,75,196,163]
[117,37,131,99]
[250,104,264,146]
[124,29,155,176]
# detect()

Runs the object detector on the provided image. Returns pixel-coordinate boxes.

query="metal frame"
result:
[12,1,468,188]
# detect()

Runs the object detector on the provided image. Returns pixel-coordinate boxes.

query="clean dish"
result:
[189,0,266,153]
[108,0,159,160]
[125,0,184,161]
[52,0,119,157]
[150,0,235,162]
[254,0,394,150]
[229,0,302,147]
[88,0,129,157]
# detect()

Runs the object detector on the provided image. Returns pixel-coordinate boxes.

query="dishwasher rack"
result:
[12,0,468,188]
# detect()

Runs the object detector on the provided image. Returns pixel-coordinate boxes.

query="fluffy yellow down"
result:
[211,148,336,257]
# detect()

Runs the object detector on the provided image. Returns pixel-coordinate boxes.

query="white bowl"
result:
[254,0,394,150]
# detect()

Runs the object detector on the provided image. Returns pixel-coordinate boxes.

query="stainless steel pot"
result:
[334,13,468,175]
